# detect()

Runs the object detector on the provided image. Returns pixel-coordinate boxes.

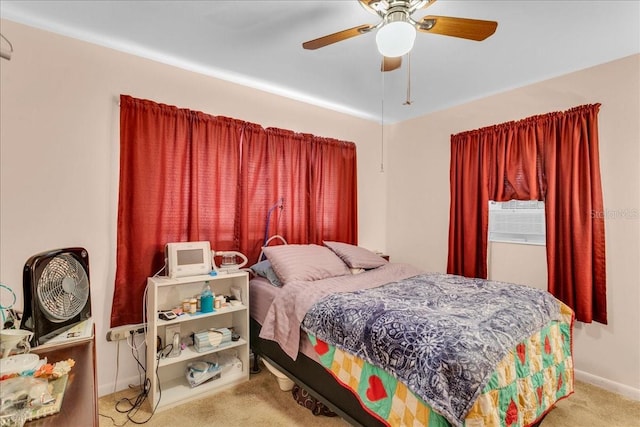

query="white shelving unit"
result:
[146,272,250,410]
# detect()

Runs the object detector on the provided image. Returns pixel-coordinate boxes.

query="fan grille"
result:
[36,254,89,321]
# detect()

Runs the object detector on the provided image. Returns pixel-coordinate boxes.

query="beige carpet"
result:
[542,380,640,427]
[99,368,640,426]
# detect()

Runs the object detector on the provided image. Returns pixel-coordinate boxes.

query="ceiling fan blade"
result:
[417,15,498,41]
[358,0,378,11]
[302,24,375,50]
[381,56,402,72]
[417,0,437,9]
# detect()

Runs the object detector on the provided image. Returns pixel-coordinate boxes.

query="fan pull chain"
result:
[380,71,385,173]
[404,52,413,105]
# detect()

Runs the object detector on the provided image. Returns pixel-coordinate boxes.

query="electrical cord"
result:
[113,332,158,424]
[110,282,155,424]
[100,277,153,425]
[101,276,158,424]
[152,264,165,277]
[157,342,174,360]
[142,283,150,337]
[99,331,161,425]
[99,339,129,427]
[0,283,17,328]
[130,333,146,390]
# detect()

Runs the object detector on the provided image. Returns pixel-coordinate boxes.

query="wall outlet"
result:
[106,323,146,341]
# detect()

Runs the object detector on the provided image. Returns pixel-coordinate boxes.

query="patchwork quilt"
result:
[302,273,574,427]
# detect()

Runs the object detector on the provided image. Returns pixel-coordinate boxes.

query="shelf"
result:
[158,338,247,368]
[151,271,248,287]
[156,304,247,326]
[158,367,246,409]
[146,271,249,410]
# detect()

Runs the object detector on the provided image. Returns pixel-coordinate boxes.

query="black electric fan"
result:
[20,247,92,346]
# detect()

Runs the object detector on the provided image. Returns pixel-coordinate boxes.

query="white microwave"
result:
[165,241,212,278]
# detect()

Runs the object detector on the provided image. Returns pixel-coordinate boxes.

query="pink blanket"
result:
[258,262,424,360]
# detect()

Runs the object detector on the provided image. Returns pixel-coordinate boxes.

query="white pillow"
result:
[250,260,283,287]
[262,244,351,284]
[323,241,388,269]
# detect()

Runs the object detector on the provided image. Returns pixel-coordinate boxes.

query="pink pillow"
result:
[262,244,350,284]
[323,241,388,269]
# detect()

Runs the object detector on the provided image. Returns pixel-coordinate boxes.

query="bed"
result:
[249,243,574,427]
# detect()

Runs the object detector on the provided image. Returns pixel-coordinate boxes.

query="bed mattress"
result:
[249,276,319,361]
[248,266,574,427]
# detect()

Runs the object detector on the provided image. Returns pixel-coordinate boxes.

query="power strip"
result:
[106,323,146,341]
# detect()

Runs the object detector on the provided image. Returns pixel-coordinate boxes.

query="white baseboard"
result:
[574,368,640,401]
[100,368,640,401]
[98,373,146,398]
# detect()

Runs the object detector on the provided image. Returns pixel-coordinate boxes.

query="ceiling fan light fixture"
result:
[375,14,416,57]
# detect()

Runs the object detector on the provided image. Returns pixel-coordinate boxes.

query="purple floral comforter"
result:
[258,263,424,360]
[301,272,561,426]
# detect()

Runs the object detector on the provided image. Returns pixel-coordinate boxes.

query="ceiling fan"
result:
[302,0,498,72]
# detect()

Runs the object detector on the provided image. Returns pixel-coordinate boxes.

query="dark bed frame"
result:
[250,317,385,426]
[250,317,548,427]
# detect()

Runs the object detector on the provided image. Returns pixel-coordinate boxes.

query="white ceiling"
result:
[1,1,639,123]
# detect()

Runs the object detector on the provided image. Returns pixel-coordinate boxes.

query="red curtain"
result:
[112,95,357,327]
[308,135,358,244]
[238,128,357,254]
[542,106,607,323]
[242,128,313,249]
[447,104,606,324]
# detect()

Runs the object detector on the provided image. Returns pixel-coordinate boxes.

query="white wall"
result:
[0,19,385,396]
[387,54,640,399]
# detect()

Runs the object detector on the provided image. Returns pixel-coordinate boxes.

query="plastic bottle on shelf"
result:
[203,281,213,297]
[201,281,214,313]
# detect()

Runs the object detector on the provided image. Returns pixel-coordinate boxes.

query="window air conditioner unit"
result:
[488,200,546,246]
